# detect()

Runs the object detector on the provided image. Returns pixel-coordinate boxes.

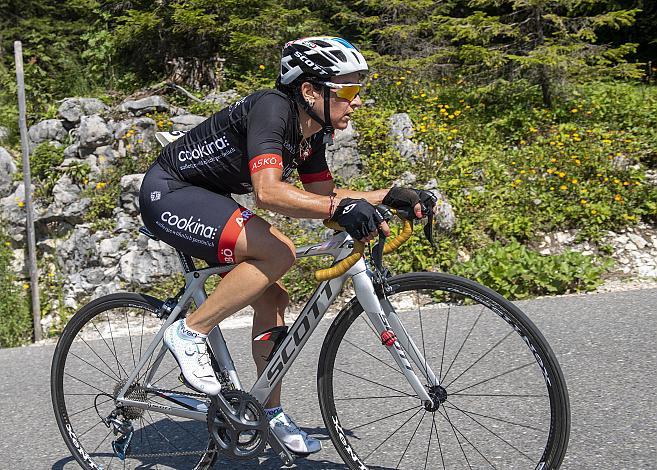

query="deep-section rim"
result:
[317,272,570,470]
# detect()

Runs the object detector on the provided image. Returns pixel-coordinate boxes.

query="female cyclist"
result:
[139,36,436,455]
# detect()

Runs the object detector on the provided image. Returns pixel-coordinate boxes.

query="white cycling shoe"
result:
[163,319,221,396]
[270,412,322,455]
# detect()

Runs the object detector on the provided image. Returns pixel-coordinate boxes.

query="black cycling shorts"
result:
[139,161,255,264]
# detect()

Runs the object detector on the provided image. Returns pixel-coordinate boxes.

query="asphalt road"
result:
[0,288,656,469]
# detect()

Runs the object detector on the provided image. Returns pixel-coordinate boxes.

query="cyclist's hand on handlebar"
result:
[330,198,390,243]
[383,187,438,220]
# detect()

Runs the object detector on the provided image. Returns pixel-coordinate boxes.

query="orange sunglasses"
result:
[319,81,363,102]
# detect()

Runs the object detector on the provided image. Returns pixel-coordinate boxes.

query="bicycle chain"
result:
[115,386,218,459]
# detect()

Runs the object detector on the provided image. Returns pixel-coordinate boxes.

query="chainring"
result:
[207,390,269,460]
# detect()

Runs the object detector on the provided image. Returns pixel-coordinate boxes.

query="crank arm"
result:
[268,431,296,466]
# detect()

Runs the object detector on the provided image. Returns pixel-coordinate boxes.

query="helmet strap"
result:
[294,85,334,145]
[322,88,334,145]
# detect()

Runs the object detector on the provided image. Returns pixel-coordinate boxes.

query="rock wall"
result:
[2,99,654,333]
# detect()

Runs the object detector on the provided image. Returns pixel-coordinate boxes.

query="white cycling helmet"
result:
[279,37,368,85]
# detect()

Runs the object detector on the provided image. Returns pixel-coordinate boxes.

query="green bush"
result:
[0,233,32,348]
[452,241,611,300]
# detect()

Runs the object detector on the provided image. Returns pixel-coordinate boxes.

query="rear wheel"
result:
[51,293,217,470]
[318,272,570,469]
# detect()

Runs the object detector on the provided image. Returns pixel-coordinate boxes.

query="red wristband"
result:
[328,193,336,218]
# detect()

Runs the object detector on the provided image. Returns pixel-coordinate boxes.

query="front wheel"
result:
[318,272,570,469]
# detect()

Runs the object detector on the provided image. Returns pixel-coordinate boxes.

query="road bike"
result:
[51,132,570,470]
[51,209,570,469]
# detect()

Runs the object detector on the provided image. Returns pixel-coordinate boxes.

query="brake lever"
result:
[424,210,435,246]
[372,228,386,274]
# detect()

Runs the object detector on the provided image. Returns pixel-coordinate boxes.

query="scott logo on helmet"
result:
[293,51,329,75]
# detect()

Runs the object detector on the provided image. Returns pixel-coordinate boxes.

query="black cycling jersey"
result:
[157,90,333,194]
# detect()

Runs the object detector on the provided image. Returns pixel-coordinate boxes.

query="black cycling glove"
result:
[330,198,384,241]
[382,187,437,220]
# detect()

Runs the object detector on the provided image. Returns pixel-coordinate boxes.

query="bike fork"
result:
[352,270,436,405]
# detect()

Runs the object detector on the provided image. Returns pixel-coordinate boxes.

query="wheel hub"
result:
[425,385,448,412]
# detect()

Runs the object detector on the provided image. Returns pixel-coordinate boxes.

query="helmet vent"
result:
[314,40,332,47]
[351,51,362,64]
[333,50,347,62]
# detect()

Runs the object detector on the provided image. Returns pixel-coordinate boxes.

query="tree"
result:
[434,0,643,106]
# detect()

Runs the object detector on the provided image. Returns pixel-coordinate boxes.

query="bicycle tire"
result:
[318,272,570,469]
[51,293,218,470]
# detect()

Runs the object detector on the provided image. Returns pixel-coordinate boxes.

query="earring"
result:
[307,100,315,107]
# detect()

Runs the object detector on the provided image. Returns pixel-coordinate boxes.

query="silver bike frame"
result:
[116,229,437,422]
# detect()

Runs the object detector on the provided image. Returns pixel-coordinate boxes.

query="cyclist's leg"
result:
[185,216,295,333]
[251,281,288,408]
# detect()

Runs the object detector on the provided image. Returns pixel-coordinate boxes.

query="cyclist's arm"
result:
[303,180,389,206]
[252,164,333,219]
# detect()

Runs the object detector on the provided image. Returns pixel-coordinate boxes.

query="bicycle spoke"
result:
[335,394,415,401]
[344,338,404,377]
[433,413,446,470]
[363,407,423,461]
[334,367,417,398]
[91,322,128,379]
[91,427,113,454]
[65,372,110,395]
[396,410,426,468]
[445,401,544,432]
[77,419,105,439]
[447,400,535,462]
[424,412,434,470]
[442,309,484,382]
[150,364,180,387]
[445,330,514,388]
[350,405,420,431]
[124,310,137,369]
[68,397,114,418]
[416,291,430,383]
[451,360,536,395]
[69,350,119,383]
[439,304,450,381]
[441,406,472,469]
[145,410,184,453]
[440,407,498,469]
[139,310,146,362]
[451,392,546,398]
[106,312,122,374]
[80,336,121,381]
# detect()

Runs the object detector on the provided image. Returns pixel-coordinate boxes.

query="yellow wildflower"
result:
[395,81,401,86]
[23,283,30,289]
[373,73,379,79]
[560,185,568,190]
[614,194,622,202]
[580,199,587,205]
[571,108,578,113]
[18,201,25,207]
[558,172,566,178]
[591,209,597,214]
